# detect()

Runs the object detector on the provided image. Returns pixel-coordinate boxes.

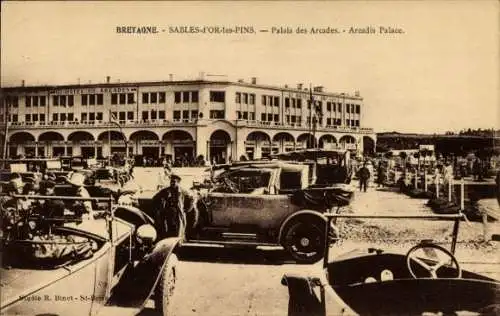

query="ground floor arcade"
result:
[3,122,376,164]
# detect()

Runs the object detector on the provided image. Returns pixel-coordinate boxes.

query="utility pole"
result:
[2,99,9,169]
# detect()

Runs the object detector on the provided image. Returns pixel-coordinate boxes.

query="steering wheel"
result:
[406,243,462,279]
[222,177,239,193]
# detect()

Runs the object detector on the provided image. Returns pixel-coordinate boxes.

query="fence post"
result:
[448,178,452,203]
[435,174,440,198]
[424,170,428,192]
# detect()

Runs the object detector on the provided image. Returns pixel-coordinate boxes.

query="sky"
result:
[1,1,498,133]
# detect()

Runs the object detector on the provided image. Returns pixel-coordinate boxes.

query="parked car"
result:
[137,161,354,263]
[0,194,180,316]
[271,149,354,185]
[282,213,500,315]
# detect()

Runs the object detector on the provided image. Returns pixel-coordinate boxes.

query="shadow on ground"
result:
[176,245,298,265]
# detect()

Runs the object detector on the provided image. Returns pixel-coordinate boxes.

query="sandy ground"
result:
[128,168,499,316]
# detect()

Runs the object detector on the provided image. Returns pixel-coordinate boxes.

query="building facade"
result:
[0,77,376,164]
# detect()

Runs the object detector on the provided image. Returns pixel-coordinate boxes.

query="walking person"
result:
[358,163,371,192]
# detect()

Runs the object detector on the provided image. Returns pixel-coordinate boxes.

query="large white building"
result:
[0,76,376,164]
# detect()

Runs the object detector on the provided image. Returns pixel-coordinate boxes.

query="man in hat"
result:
[358,162,371,192]
[66,172,93,216]
[151,173,197,239]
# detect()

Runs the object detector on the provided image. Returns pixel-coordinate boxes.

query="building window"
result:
[243,112,248,120]
[96,112,103,121]
[236,111,242,119]
[82,94,88,105]
[261,113,266,121]
[12,114,18,122]
[25,114,31,122]
[150,110,157,120]
[337,103,342,112]
[127,111,134,120]
[274,114,279,122]
[119,94,126,105]
[261,95,267,106]
[173,110,181,120]
[249,94,255,105]
[267,114,273,121]
[192,91,199,102]
[89,113,95,121]
[142,111,149,120]
[118,112,125,121]
[159,92,166,103]
[191,110,198,119]
[235,92,241,103]
[285,98,290,107]
[40,114,45,122]
[332,103,336,112]
[53,96,59,106]
[81,113,87,121]
[40,96,46,106]
[142,93,149,104]
[327,118,332,126]
[297,99,302,108]
[127,93,134,104]
[150,93,157,104]
[274,96,280,107]
[89,94,96,106]
[67,95,73,106]
[182,110,189,119]
[68,113,74,121]
[97,94,103,105]
[159,110,165,119]
[33,96,39,107]
[326,102,331,111]
[60,95,66,106]
[183,91,190,103]
[209,110,225,119]
[249,112,255,120]
[25,96,32,107]
[53,113,58,121]
[174,92,181,104]
[356,104,360,114]
[242,93,248,104]
[209,91,225,102]
[111,93,117,105]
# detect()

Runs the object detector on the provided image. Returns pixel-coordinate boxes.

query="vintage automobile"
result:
[0,194,180,316]
[281,213,500,315]
[271,149,354,185]
[136,161,354,263]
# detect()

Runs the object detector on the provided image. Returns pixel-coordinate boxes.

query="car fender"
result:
[278,210,327,242]
[107,237,181,309]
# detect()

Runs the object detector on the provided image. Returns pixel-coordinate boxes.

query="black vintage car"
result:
[282,213,500,315]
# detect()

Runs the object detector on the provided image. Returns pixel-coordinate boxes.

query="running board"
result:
[221,232,258,240]
[186,239,278,247]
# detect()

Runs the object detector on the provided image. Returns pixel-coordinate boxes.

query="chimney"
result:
[251,77,257,84]
[355,90,360,97]
[21,80,25,87]
[106,76,111,83]
[297,83,303,90]
[313,86,324,93]
[169,74,174,81]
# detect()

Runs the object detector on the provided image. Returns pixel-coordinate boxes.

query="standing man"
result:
[151,174,197,240]
[358,163,371,192]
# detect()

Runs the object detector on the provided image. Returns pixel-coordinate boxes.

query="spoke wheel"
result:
[284,220,325,264]
[155,254,178,316]
[406,243,461,279]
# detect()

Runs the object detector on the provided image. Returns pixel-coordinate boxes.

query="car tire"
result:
[155,253,178,316]
[283,218,326,264]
